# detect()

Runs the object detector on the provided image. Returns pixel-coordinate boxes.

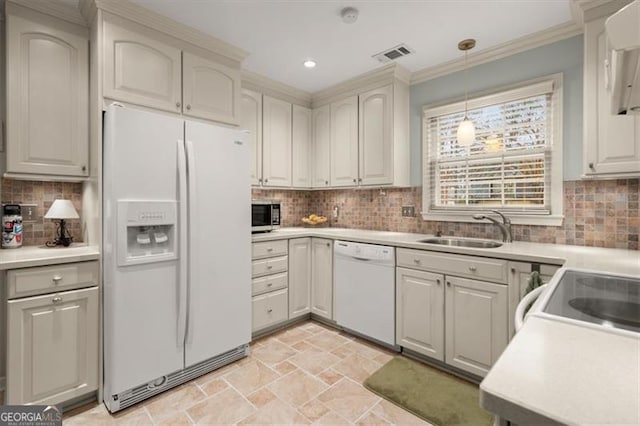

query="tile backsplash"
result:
[1,179,83,246]
[253,179,639,250]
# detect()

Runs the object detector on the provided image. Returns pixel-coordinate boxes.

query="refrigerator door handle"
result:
[177,140,188,348]
[184,140,196,345]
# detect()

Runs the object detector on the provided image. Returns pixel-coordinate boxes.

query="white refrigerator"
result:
[102,105,251,412]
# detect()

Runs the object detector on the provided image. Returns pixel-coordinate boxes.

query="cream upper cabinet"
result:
[288,238,312,318]
[507,262,559,338]
[330,96,359,186]
[103,17,182,114]
[6,4,89,178]
[241,89,263,185]
[292,105,312,188]
[312,104,331,188]
[583,17,640,178]
[311,238,333,320]
[359,85,393,185]
[7,286,99,405]
[396,267,444,361]
[262,96,292,187]
[183,52,240,125]
[445,276,508,377]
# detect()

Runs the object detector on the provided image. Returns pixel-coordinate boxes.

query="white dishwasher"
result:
[334,240,396,347]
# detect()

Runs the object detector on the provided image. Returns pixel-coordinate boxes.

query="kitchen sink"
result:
[417,237,503,249]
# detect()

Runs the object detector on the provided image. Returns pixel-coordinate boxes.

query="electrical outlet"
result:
[20,204,39,222]
[401,206,416,217]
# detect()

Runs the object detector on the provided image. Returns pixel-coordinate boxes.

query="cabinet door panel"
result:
[292,105,312,188]
[396,268,444,360]
[445,276,507,378]
[330,97,359,187]
[359,85,393,185]
[6,7,88,177]
[104,19,181,113]
[241,89,263,185]
[7,287,98,405]
[312,105,331,188]
[289,238,311,318]
[262,96,292,187]
[311,238,333,319]
[183,52,240,125]
[584,18,640,177]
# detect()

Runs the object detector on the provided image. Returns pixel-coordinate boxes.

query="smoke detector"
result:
[341,7,358,24]
[372,43,415,63]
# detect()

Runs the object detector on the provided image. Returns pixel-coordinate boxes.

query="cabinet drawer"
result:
[252,272,288,296]
[397,249,507,284]
[8,261,99,299]
[252,256,288,278]
[252,288,288,332]
[252,240,288,259]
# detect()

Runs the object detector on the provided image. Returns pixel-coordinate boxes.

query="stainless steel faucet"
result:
[472,210,513,242]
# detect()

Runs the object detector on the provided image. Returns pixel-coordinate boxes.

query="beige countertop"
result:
[0,244,100,270]
[480,316,640,425]
[253,227,640,275]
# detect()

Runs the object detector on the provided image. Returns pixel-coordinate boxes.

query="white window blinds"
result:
[424,80,555,214]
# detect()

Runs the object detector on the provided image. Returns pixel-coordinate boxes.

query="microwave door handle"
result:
[177,140,188,348]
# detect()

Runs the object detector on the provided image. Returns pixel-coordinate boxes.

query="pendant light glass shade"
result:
[457,39,476,148]
[457,118,476,146]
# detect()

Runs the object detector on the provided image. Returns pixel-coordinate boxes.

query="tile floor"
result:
[64,321,431,425]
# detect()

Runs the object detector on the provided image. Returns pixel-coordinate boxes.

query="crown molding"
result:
[241,70,312,107]
[410,21,582,85]
[90,0,249,63]
[572,0,633,22]
[7,0,86,26]
[312,63,409,107]
[79,0,97,24]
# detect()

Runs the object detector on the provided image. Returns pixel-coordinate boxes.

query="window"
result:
[422,75,563,226]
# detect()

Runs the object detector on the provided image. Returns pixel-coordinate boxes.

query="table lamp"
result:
[45,199,79,247]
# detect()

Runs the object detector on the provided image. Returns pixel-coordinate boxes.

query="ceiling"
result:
[128,1,575,93]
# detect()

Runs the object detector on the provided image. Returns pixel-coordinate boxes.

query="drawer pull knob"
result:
[52,296,63,303]
[267,265,273,270]
[511,267,516,274]
[413,259,421,264]
[52,275,63,282]
[267,308,273,313]
[267,248,273,252]
[267,283,273,287]
[447,281,451,287]
[436,279,441,285]
[469,266,477,272]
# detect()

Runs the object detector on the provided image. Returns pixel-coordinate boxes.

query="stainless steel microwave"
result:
[251,200,281,233]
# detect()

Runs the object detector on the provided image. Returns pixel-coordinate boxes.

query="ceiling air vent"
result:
[372,44,415,63]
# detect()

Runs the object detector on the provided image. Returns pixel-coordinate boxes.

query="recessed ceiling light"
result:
[303,59,317,68]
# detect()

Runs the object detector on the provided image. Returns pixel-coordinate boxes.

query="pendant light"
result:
[457,38,476,147]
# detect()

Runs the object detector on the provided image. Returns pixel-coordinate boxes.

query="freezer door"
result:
[184,120,251,366]
[103,105,185,396]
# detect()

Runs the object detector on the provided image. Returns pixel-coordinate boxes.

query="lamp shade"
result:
[45,200,79,220]
[457,119,476,147]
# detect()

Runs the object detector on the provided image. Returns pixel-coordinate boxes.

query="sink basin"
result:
[417,237,503,249]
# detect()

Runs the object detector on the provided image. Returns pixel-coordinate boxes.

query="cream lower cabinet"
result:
[396,248,509,378]
[6,3,89,178]
[7,286,99,405]
[396,268,444,361]
[507,261,560,337]
[311,238,333,320]
[445,276,508,377]
[288,238,312,318]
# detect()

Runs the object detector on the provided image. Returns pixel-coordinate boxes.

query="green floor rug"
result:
[363,356,493,426]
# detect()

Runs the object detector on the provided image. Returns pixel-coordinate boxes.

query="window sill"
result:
[421,212,564,227]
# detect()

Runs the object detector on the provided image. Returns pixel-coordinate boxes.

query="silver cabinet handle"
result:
[358,177,362,183]
[267,265,273,270]
[267,308,273,313]
[258,178,263,183]
[325,180,328,185]
[352,178,357,183]
[511,267,516,274]
[52,296,63,303]
[413,259,421,264]
[52,275,63,283]
[267,282,273,287]
[588,162,595,171]
[176,102,181,109]
[436,279,441,285]
[447,281,451,287]
[264,179,269,183]
[469,266,477,272]
[326,242,330,247]
[267,248,273,252]
[186,104,192,110]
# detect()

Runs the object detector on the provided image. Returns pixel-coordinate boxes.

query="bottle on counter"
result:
[2,204,23,249]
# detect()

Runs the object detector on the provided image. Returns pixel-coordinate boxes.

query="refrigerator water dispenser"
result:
[117,201,178,266]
